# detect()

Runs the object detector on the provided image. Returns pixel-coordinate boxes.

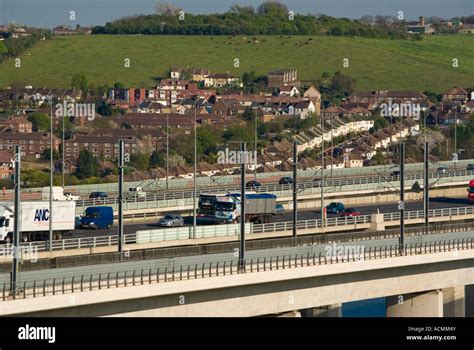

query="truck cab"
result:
[80,206,114,229]
[126,186,147,200]
[0,211,13,243]
[467,180,474,202]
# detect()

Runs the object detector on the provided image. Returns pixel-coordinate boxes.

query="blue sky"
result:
[1,0,473,28]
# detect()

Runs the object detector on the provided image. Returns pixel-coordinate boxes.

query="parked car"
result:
[390,170,401,178]
[275,203,285,215]
[437,166,449,175]
[279,177,293,185]
[80,206,114,229]
[341,208,362,217]
[246,180,261,188]
[158,214,184,227]
[467,164,474,172]
[89,192,108,199]
[326,202,345,214]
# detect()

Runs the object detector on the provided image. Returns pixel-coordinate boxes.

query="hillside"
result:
[0,35,473,92]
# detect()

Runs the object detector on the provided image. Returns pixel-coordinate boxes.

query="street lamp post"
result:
[193,100,197,239]
[49,103,53,251]
[166,113,169,191]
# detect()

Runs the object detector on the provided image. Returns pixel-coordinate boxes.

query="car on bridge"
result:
[326,202,345,214]
[275,203,285,215]
[89,192,108,199]
[279,177,293,185]
[341,208,362,217]
[158,214,184,227]
[437,166,449,175]
[246,180,261,189]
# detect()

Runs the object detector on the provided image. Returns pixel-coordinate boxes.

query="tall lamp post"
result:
[48,103,53,251]
[192,99,197,239]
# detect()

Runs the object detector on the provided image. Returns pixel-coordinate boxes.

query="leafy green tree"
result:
[27,112,50,132]
[130,153,150,171]
[71,73,89,94]
[75,149,99,179]
[149,150,165,168]
[42,148,60,161]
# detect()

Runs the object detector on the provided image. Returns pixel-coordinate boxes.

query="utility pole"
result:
[49,104,53,251]
[424,142,429,230]
[330,123,333,178]
[239,142,246,271]
[10,145,20,295]
[118,140,124,254]
[321,116,325,228]
[61,113,65,188]
[399,142,405,251]
[454,109,457,161]
[254,111,258,180]
[166,113,169,191]
[292,141,298,239]
[193,100,197,239]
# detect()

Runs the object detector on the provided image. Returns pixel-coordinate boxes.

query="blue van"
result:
[80,206,114,229]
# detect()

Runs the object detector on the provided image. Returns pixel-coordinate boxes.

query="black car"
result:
[390,170,401,178]
[279,176,294,185]
[89,191,108,199]
[246,180,261,188]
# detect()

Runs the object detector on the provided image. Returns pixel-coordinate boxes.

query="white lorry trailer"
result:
[0,201,76,243]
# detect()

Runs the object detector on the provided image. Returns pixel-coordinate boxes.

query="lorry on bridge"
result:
[0,201,76,243]
[197,192,277,224]
[467,180,474,202]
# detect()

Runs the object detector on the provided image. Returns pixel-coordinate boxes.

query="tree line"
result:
[92,2,411,40]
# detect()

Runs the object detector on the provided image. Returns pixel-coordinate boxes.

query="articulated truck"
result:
[0,201,76,243]
[197,192,277,224]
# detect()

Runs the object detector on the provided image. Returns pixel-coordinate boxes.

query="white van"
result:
[42,186,80,201]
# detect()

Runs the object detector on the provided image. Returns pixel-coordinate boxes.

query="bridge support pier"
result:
[370,213,385,231]
[443,286,465,317]
[386,290,443,317]
[277,311,301,317]
[466,285,474,317]
[301,303,342,317]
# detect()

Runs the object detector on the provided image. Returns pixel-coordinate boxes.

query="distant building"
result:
[406,16,435,34]
[203,73,240,88]
[52,25,78,36]
[0,116,32,133]
[442,86,469,105]
[267,69,298,88]
[0,150,14,180]
[0,132,59,159]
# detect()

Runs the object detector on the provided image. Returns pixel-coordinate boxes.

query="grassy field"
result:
[1,34,474,92]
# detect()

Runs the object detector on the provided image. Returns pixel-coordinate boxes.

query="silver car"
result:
[158,214,184,227]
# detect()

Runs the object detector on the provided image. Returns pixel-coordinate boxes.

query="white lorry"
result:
[126,186,147,200]
[42,186,80,201]
[0,201,76,243]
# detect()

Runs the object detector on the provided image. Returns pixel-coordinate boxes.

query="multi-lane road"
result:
[69,196,472,239]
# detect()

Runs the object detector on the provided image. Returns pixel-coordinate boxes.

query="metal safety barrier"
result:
[2,237,473,302]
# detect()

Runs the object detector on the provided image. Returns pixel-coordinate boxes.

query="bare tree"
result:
[155,2,181,16]
[416,129,445,149]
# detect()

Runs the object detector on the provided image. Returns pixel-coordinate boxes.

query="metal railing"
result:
[2,237,473,302]
[4,205,474,253]
[383,206,474,221]
[3,221,474,274]
[48,168,471,215]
